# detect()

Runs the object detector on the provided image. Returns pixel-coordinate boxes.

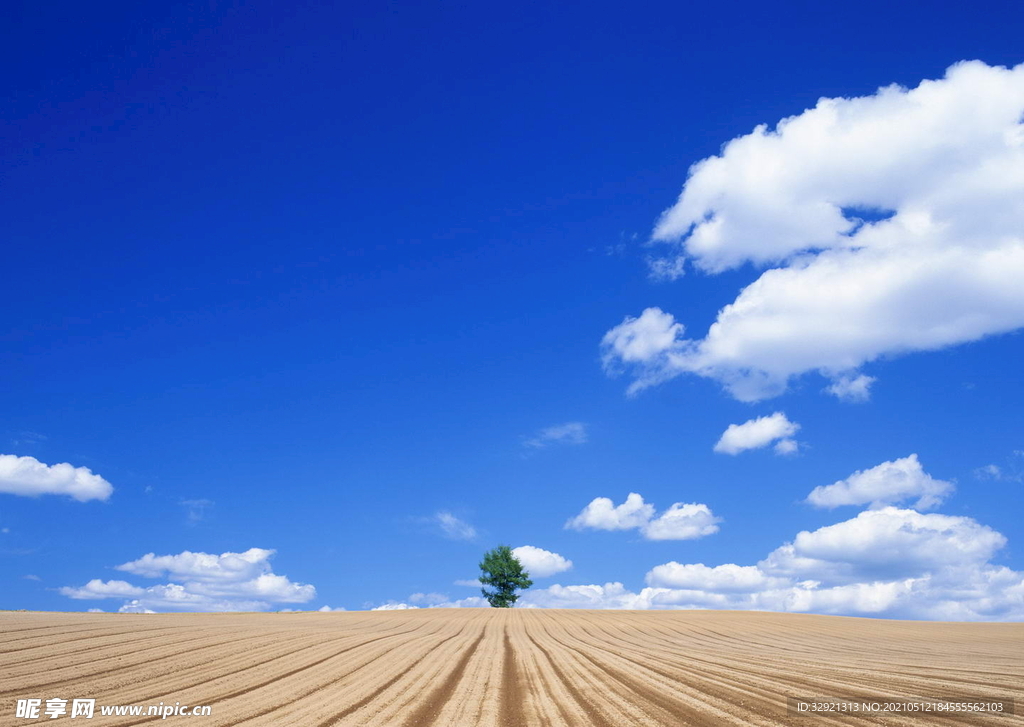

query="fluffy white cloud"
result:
[761,507,1005,583]
[520,582,652,609]
[0,454,113,502]
[372,602,419,610]
[642,503,721,540]
[806,454,954,509]
[600,308,687,395]
[512,546,573,577]
[566,492,720,541]
[528,507,1023,620]
[118,601,157,614]
[604,61,1024,401]
[61,548,315,612]
[59,579,144,599]
[434,511,477,540]
[117,547,273,581]
[713,412,800,455]
[372,595,488,610]
[566,492,654,531]
[524,422,588,449]
[646,563,788,592]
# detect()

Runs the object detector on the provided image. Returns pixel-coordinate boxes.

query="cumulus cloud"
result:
[713,412,800,455]
[566,492,720,540]
[118,601,157,614]
[600,308,687,394]
[59,579,144,599]
[434,511,477,540]
[511,546,573,577]
[806,454,953,509]
[643,503,721,540]
[117,547,274,582]
[371,602,419,611]
[524,422,588,449]
[0,454,113,502]
[520,582,650,609]
[760,507,1005,583]
[409,592,451,606]
[825,373,876,402]
[647,563,789,592]
[527,506,1023,620]
[566,492,654,531]
[372,594,488,610]
[603,61,1024,401]
[60,548,315,612]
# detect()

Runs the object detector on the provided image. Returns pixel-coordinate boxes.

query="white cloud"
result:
[59,579,144,599]
[806,454,954,509]
[566,492,720,541]
[773,438,799,455]
[453,579,481,587]
[825,373,876,402]
[646,563,788,592]
[118,601,157,614]
[642,503,721,540]
[434,511,477,540]
[23,574,40,581]
[0,454,113,502]
[117,547,274,582]
[371,593,491,610]
[409,592,451,606]
[761,507,1005,583]
[317,605,345,612]
[511,546,573,577]
[713,412,800,455]
[520,582,652,609]
[435,596,489,608]
[526,506,1024,620]
[604,61,1024,401]
[524,422,588,449]
[61,548,315,612]
[86,608,104,613]
[371,602,420,610]
[566,492,654,531]
[600,308,687,394]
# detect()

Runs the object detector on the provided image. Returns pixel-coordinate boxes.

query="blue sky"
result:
[3,1,1023,618]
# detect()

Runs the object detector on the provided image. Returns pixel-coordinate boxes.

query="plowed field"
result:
[1,609,1021,726]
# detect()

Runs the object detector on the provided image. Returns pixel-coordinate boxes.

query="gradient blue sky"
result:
[3,0,1023,617]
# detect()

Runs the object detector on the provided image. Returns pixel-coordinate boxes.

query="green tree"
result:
[479,545,532,607]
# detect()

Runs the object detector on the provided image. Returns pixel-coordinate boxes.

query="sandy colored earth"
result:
[1,609,1021,726]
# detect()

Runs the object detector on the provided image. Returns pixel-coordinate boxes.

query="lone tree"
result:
[479,545,532,607]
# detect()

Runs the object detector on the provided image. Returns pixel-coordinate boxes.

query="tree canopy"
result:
[478,545,532,608]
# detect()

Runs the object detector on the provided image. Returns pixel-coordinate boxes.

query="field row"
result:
[2,609,1022,726]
